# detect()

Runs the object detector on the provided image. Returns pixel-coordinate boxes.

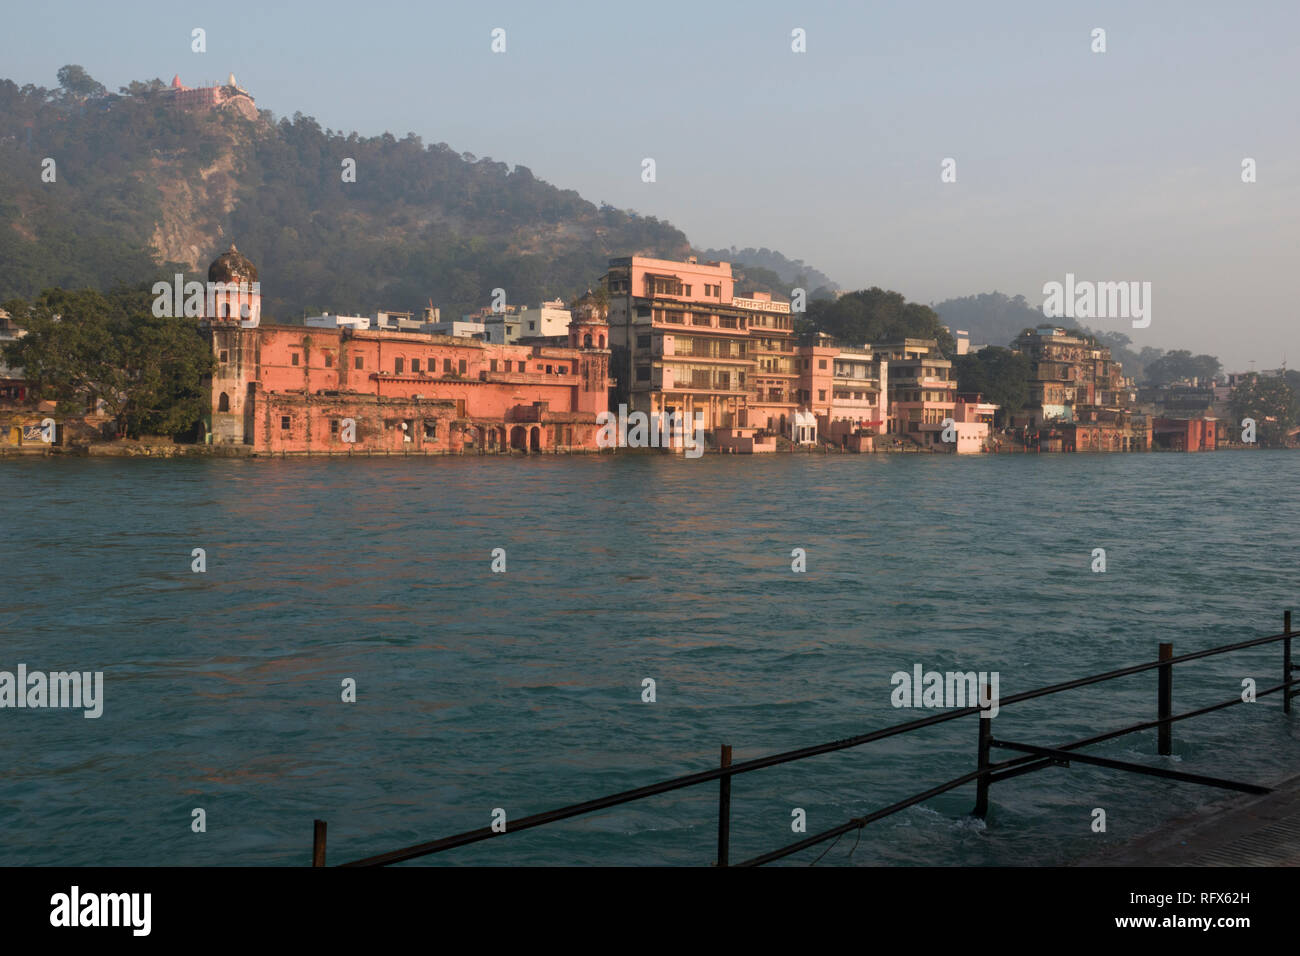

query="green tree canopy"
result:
[56,64,106,101]
[1143,349,1222,386]
[2,285,212,438]
[1230,374,1298,447]
[954,346,1031,426]
[805,288,956,356]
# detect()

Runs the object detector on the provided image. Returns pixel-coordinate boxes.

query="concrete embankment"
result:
[1080,772,1300,866]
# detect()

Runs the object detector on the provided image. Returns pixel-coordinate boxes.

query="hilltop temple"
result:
[165,73,257,120]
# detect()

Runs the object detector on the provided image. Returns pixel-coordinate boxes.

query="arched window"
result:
[583,333,592,348]
[598,335,605,348]
[218,392,230,412]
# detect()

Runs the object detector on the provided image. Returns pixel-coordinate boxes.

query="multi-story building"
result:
[878,339,957,447]
[202,246,611,454]
[480,299,572,345]
[797,336,890,449]
[1010,324,1145,450]
[1012,325,1130,425]
[603,255,798,440]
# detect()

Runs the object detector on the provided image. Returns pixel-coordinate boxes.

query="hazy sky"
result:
[3,1,1297,369]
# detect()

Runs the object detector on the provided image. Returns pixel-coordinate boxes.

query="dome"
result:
[208,243,259,284]
[570,289,608,323]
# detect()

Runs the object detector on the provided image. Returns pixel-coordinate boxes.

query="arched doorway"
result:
[510,425,527,451]
[529,426,541,452]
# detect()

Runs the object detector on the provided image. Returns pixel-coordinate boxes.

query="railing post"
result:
[973,683,992,818]
[312,819,327,867]
[716,744,732,867]
[1158,642,1173,756]
[1285,610,1293,715]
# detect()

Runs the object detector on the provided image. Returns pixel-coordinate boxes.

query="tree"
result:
[119,78,166,96]
[954,346,1031,426]
[806,288,956,356]
[2,286,212,438]
[1230,373,1298,447]
[56,64,106,101]
[1143,349,1222,385]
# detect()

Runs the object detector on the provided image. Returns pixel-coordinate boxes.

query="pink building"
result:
[166,73,257,119]
[800,339,889,451]
[202,246,611,454]
[604,256,798,443]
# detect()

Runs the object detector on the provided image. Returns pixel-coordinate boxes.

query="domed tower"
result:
[205,243,261,446]
[206,243,261,328]
[568,290,609,350]
[568,291,611,418]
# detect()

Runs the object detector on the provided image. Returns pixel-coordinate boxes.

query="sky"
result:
[3,0,1297,370]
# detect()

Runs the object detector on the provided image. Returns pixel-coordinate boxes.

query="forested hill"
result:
[0,69,834,320]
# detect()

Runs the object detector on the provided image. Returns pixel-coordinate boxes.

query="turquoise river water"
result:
[2,451,1298,865]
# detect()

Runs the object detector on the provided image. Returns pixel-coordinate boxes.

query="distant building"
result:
[516,299,572,341]
[305,314,370,330]
[164,73,257,120]
[420,318,487,339]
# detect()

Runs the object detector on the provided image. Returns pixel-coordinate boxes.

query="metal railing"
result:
[310,612,1299,867]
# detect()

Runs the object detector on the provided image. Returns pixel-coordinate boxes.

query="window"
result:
[324,352,333,368]
[355,356,364,370]
[291,353,300,366]
[636,366,651,381]
[411,358,420,373]
[637,334,651,348]
[528,321,536,331]
[490,359,498,371]
[818,390,826,401]
[458,359,467,374]
[219,350,229,364]
[423,421,437,440]
[394,357,404,374]
[280,416,290,430]
[684,285,691,296]
[443,358,452,373]
[218,392,230,412]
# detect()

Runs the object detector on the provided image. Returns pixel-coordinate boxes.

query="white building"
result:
[420,318,487,339]
[791,408,818,445]
[304,313,370,330]
[516,299,572,340]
